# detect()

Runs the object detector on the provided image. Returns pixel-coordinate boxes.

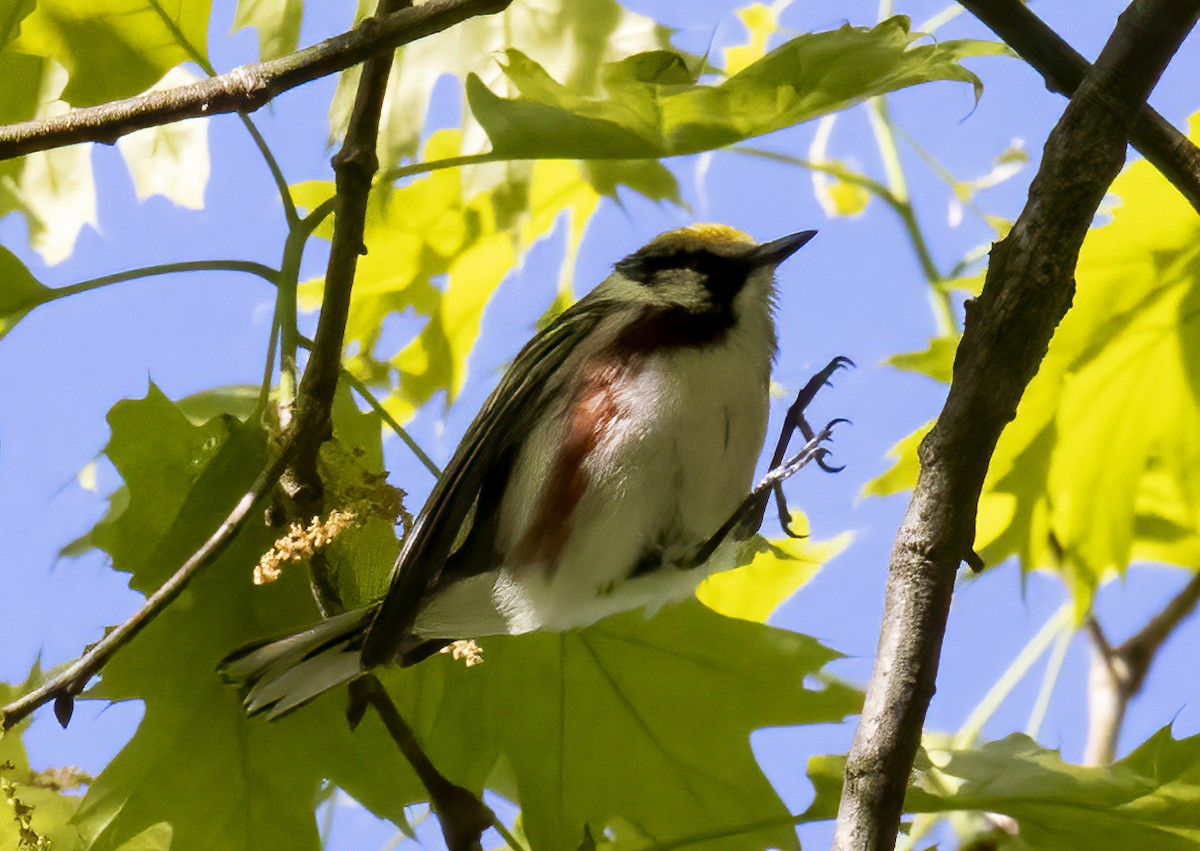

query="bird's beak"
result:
[750,229,817,267]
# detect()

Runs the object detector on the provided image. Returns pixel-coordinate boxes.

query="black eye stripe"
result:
[614,249,751,292]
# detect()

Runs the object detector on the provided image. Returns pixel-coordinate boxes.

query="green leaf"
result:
[0,55,97,263]
[862,419,933,498]
[231,0,302,61]
[0,0,42,125]
[581,159,681,205]
[3,63,99,265]
[116,67,210,209]
[0,0,35,46]
[971,113,1200,607]
[467,19,1005,161]
[0,49,42,125]
[330,0,672,166]
[697,518,852,623]
[69,387,861,850]
[904,729,1200,850]
[0,245,48,340]
[888,336,958,383]
[72,387,424,851]
[175,384,260,423]
[381,599,862,851]
[723,2,783,76]
[300,132,619,421]
[113,823,174,850]
[1,675,87,850]
[13,0,211,106]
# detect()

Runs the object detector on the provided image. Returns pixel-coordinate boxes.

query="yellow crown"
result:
[647,223,755,253]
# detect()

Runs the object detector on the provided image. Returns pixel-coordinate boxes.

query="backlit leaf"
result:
[976,114,1200,608]
[330,0,671,167]
[0,46,98,264]
[117,67,210,209]
[723,2,786,76]
[467,19,1005,161]
[299,132,620,421]
[903,729,1200,850]
[0,0,41,125]
[0,60,98,264]
[232,0,303,61]
[13,0,212,106]
[863,420,933,498]
[697,517,851,623]
[869,116,1200,613]
[888,336,958,383]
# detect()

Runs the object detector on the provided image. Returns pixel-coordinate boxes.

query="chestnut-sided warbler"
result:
[223,223,822,718]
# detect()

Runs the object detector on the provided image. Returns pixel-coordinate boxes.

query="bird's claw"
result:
[815,450,844,475]
[754,375,851,533]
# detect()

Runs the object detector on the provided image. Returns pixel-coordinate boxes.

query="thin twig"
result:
[0,431,301,731]
[0,0,514,161]
[833,2,1200,847]
[959,0,1200,214]
[1084,570,1200,764]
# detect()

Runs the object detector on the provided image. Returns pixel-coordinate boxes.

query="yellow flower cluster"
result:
[439,639,484,667]
[253,509,358,585]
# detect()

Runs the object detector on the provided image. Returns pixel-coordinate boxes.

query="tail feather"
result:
[219,608,371,719]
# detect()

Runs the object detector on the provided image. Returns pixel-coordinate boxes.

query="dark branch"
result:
[959,0,1200,214]
[0,0,513,162]
[283,3,499,848]
[351,677,495,851]
[833,2,1200,847]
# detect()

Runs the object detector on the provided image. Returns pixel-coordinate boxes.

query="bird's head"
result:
[594,224,816,351]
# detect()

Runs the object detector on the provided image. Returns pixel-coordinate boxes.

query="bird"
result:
[221,223,820,718]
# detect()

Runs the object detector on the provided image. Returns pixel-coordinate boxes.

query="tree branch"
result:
[1084,570,1200,764]
[832,2,1200,847]
[0,0,513,162]
[0,432,301,731]
[281,3,501,848]
[959,0,1200,215]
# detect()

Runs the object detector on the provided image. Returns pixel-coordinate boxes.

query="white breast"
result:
[412,274,776,640]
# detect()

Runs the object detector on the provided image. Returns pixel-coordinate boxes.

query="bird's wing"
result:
[361,297,614,667]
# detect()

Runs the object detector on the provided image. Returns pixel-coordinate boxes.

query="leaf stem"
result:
[1027,616,1073,738]
[32,260,279,306]
[954,601,1072,748]
[257,302,283,417]
[380,152,501,183]
[277,228,307,424]
[239,115,301,227]
[866,97,956,335]
[342,370,442,479]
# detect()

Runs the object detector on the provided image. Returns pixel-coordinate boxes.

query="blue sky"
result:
[2,1,1199,848]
